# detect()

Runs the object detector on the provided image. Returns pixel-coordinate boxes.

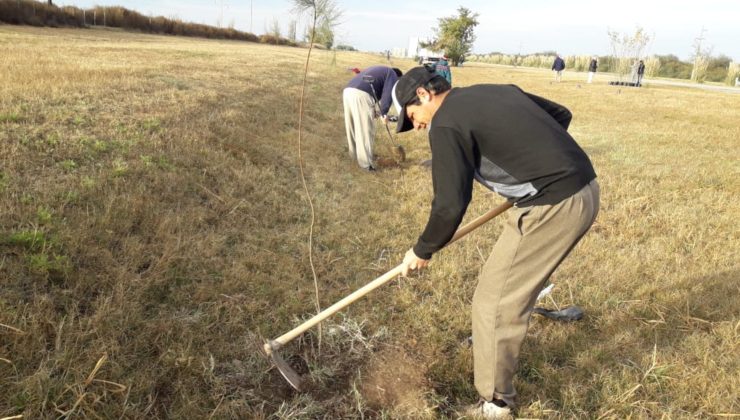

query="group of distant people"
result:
[338,52,600,418]
[553,53,645,85]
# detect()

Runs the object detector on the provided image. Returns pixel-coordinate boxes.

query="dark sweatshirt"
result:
[413,84,596,259]
[552,56,565,71]
[345,66,399,116]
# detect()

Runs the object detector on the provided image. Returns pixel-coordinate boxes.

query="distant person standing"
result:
[343,66,402,171]
[636,60,646,86]
[587,56,598,83]
[552,54,565,82]
[435,56,452,85]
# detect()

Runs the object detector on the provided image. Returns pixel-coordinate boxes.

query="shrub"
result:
[0,0,263,44]
[259,34,294,46]
[725,62,740,86]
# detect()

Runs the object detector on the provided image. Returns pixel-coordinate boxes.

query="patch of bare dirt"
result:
[361,348,431,416]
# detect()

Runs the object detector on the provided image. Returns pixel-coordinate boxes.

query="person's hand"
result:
[381,114,388,124]
[401,248,430,277]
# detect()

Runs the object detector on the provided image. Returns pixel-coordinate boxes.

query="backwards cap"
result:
[392,66,438,133]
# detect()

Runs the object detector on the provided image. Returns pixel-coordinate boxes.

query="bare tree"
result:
[215,0,227,28]
[293,0,341,48]
[690,27,712,83]
[607,26,652,82]
[268,17,281,38]
[290,0,341,353]
[288,19,297,42]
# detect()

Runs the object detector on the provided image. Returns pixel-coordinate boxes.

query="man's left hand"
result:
[401,248,430,277]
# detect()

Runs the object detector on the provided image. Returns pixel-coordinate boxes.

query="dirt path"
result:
[643,78,740,94]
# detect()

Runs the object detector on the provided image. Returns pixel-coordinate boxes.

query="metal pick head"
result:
[264,341,304,391]
[533,306,584,322]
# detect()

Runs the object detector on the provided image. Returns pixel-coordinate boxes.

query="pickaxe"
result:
[264,201,513,390]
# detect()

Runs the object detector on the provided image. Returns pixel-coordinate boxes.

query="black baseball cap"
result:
[392,66,438,133]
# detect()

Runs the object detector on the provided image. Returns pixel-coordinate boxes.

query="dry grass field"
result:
[1,26,738,419]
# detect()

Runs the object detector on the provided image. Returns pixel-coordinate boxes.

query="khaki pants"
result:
[472,179,600,406]
[342,88,375,169]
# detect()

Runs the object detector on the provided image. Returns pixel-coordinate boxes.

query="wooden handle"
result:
[270,200,513,348]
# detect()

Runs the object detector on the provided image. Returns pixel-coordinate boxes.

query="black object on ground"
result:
[532,306,584,322]
[608,81,641,87]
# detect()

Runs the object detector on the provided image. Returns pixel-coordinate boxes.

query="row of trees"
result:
[467,53,737,84]
[0,0,298,45]
[262,15,336,49]
[423,11,738,86]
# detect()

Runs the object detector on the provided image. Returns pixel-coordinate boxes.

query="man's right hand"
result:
[401,248,430,277]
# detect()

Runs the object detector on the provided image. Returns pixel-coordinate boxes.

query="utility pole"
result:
[250,0,253,33]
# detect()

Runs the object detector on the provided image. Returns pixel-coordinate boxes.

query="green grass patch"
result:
[111,158,129,177]
[80,136,118,155]
[80,176,96,189]
[36,206,53,224]
[59,159,77,171]
[70,115,87,127]
[2,230,47,251]
[141,117,162,132]
[0,112,23,123]
[28,253,71,280]
[0,171,8,192]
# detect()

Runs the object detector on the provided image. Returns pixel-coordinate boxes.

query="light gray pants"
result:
[472,179,600,407]
[342,88,375,169]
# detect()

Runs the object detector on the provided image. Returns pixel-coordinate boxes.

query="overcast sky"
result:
[53,0,740,61]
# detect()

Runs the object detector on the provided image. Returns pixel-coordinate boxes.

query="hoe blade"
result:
[264,342,304,391]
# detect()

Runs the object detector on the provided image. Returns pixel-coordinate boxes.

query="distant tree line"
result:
[651,54,735,82]
[0,0,297,46]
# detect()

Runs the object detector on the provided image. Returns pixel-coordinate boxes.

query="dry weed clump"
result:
[1,26,738,418]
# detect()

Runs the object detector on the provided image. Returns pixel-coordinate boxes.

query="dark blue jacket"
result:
[346,66,399,116]
[552,56,565,71]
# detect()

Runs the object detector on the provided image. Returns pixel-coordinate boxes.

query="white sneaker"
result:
[464,400,513,419]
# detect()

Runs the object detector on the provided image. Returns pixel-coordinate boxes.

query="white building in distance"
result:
[407,36,442,59]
